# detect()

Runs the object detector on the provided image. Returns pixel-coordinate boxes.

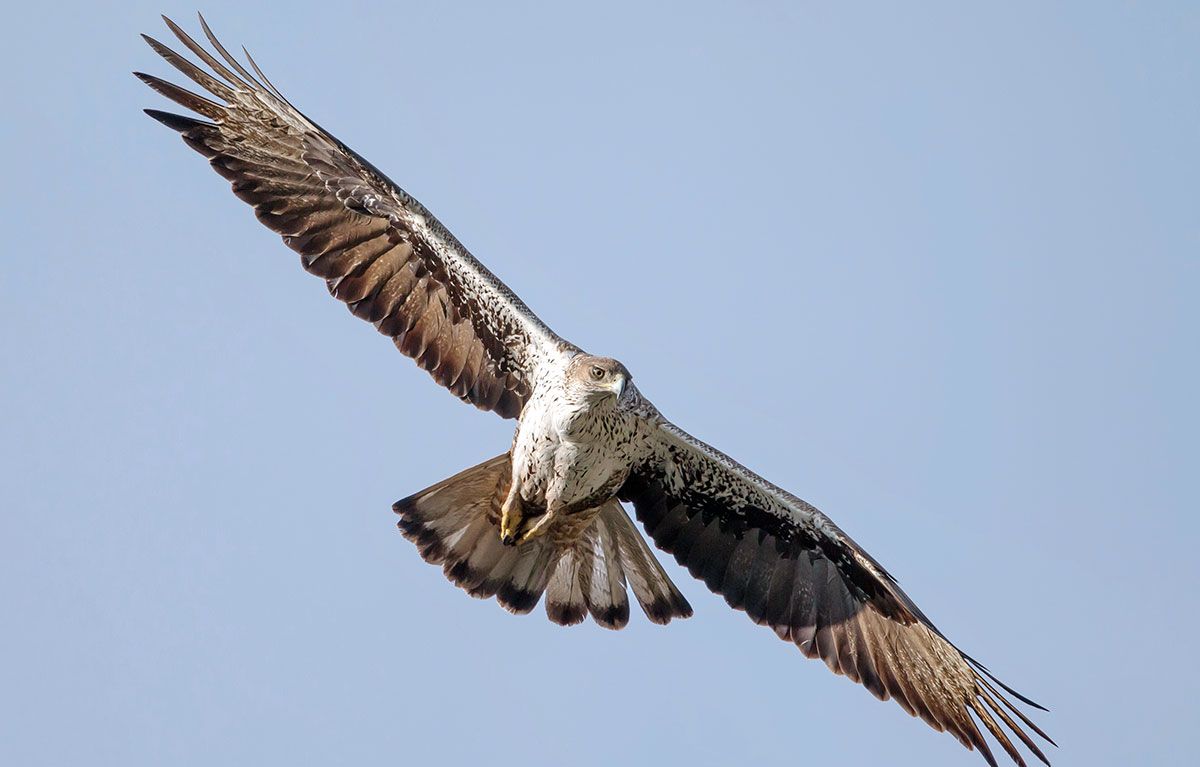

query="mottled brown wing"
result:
[620,420,1054,767]
[136,15,574,418]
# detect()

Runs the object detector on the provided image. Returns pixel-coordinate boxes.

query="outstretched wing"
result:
[136,15,574,418]
[620,417,1054,767]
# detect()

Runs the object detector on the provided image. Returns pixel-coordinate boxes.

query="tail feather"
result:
[580,511,632,629]
[496,544,555,614]
[394,453,691,628]
[545,548,588,626]
[459,531,524,599]
[445,515,506,593]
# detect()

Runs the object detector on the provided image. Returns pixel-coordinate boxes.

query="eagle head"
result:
[567,355,630,402]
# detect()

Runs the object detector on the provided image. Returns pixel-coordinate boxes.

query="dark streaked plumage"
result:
[137,16,572,419]
[138,15,1053,766]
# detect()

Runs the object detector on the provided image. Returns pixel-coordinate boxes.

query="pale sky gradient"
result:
[3,2,1197,766]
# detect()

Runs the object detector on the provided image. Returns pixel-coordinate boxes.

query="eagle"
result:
[137,15,1054,766]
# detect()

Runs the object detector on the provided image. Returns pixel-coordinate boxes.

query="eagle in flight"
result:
[137,15,1054,766]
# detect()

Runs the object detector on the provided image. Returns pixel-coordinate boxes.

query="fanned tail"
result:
[393,454,691,628]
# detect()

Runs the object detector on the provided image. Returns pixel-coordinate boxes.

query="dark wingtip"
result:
[160,14,190,43]
[965,654,1051,712]
[142,108,206,132]
[159,14,184,39]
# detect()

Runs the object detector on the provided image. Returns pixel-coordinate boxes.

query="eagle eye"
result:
[589,365,606,381]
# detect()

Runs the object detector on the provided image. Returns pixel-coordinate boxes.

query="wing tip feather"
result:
[142,107,209,132]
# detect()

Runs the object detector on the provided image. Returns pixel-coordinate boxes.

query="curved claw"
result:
[499,493,524,546]
[514,512,555,545]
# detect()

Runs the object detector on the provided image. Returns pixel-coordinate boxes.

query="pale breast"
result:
[511,385,642,513]
[509,394,560,506]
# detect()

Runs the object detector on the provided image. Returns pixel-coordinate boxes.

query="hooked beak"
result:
[607,374,626,400]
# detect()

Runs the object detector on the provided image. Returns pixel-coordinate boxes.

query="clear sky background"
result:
[2,2,1196,765]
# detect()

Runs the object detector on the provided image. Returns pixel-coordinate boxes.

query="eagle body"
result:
[507,356,646,530]
[137,16,1054,766]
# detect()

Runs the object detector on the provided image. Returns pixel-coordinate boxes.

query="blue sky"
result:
[2,2,1197,765]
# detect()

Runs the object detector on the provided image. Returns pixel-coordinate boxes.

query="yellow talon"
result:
[499,494,524,546]
[515,513,555,545]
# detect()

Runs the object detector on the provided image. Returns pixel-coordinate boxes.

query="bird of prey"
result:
[137,15,1054,766]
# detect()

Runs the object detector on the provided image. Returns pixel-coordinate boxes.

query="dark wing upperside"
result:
[620,417,1054,767]
[136,15,575,418]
